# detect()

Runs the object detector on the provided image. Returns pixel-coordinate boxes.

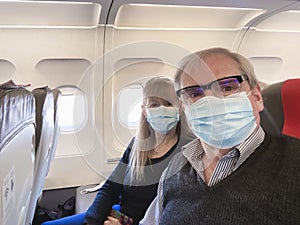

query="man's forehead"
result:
[180,71,218,87]
[179,55,217,86]
[180,54,240,87]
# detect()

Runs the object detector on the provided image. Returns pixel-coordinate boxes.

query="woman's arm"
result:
[83,139,135,225]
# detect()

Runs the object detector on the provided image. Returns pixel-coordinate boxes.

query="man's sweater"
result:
[160,134,300,225]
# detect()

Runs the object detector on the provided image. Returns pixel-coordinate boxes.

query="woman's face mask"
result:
[146,106,179,134]
[184,92,256,149]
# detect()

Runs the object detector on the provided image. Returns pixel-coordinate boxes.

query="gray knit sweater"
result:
[160,134,300,225]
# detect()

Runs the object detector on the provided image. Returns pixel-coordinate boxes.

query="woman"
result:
[42,77,194,225]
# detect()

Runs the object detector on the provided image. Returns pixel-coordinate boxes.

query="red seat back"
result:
[281,79,300,139]
[261,78,300,139]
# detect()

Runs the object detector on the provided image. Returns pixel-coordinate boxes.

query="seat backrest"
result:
[46,88,62,175]
[261,78,300,139]
[0,80,35,225]
[26,87,54,225]
[280,79,300,138]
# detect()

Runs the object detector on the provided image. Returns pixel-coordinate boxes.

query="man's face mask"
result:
[146,106,179,134]
[184,92,256,149]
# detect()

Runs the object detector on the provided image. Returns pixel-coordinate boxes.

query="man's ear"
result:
[251,85,264,112]
[179,99,185,113]
[178,106,183,116]
[141,104,147,117]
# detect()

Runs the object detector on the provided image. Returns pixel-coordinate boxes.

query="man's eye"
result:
[190,92,202,98]
[164,103,172,107]
[188,89,204,98]
[220,85,238,92]
[148,103,159,108]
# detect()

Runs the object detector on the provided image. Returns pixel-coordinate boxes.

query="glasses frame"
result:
[176,75,249,99]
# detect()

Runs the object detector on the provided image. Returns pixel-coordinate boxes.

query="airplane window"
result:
[117,85,143,128]
[57,85,87,133]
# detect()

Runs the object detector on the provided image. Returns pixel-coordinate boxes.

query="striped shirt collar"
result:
[182,126,265,175]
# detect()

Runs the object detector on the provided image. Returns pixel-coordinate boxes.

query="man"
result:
[140,48,300,225]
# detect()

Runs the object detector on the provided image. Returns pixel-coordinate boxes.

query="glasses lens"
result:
[180,86,204,103]
[212,78,240,97]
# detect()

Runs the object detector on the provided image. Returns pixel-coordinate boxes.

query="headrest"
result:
[32,86,54,150]
[52,88,62,124]
[0,80,35,150]
[261,78,300,139]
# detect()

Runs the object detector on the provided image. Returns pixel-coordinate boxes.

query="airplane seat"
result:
[0,80,35,225]
[46,88,62,175]
[26,87,54,225]
[261,78,300,139]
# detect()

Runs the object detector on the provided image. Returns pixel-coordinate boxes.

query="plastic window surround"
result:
[117,84,143,129]
[57,85,87,133]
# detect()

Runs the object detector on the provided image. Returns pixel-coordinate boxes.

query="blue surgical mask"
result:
[146,106,179,134]
[184,92,256,148]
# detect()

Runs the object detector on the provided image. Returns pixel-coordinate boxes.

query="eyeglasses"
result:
[176,75,248,104]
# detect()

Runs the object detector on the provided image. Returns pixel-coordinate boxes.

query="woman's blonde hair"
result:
[129,76,192,182]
